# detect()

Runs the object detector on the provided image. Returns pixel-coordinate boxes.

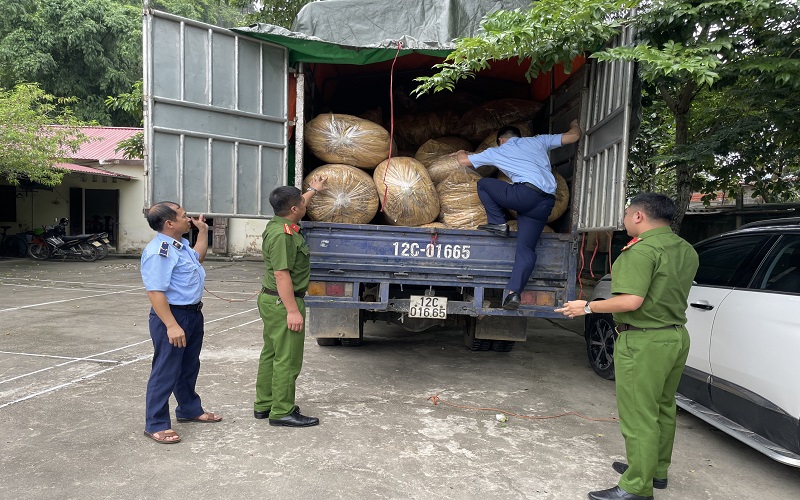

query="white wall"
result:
[3,165,268,256]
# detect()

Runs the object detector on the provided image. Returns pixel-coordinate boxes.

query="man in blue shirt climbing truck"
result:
[454,119,581,310]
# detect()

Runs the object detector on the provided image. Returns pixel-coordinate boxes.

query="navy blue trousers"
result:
[477,178,555,294]
[145,307,205,433]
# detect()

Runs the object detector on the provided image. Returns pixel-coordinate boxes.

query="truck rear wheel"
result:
[463,317,491,351]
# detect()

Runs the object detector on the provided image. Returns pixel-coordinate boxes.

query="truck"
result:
[142,0,635,351]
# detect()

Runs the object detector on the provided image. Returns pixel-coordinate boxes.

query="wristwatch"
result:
[306,186,318,193]
[584,302,593,314]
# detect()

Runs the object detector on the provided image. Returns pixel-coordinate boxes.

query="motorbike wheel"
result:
[28,242,51,260]
[78,243,99,262]
[95,243,109,260]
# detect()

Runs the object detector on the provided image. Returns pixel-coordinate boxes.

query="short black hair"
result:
[629,193,675,224]
[146,202,179,231]
[270,186,302,216]
[496,126,522,145]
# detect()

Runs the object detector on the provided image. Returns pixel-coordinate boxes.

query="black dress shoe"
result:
[587,486,653,500]
[254,405,300,419]
[269,408,319,427]
[502,292,520,310]
[612,462,668,489]
[477,223,509,237]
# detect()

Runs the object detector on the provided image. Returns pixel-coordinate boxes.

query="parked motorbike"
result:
[28,219,102,262]
[86,231,111,260]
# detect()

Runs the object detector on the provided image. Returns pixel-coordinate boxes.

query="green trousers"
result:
[614,326,690,497]
[254,293,306,418]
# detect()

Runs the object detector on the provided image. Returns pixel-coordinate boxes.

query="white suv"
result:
[585,218,800,467]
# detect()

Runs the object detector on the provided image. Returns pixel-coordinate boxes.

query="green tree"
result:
[148,0,248,28]
[414,0,800,230]
[105,80,143,159]
[228,0,314,29]
[0,84,89,186]
[0,0,142,124]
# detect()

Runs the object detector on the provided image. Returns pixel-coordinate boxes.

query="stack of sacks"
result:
[303,165,380,224]
[426,154,479,185]
[392,110,460,151]
[305,113,393,169]
[436,169,487,229]
[414,136,473,168]
[373,157,439,226]
[455,99,544,143]
[474,121,534,153]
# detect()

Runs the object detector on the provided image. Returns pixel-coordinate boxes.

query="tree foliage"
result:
[227,0,313,29]
[0,84,89,186]
[414,0,800,230]
[147,0,248,28]
[0,0,142,124]
[105,80,143,159]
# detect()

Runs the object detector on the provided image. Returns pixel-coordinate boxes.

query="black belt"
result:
[169,302,203,311]
[519,182,556,199]
[261,287,305,298]
[616,323,680,332]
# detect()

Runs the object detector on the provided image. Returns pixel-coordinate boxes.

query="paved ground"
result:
[1,257,798,499]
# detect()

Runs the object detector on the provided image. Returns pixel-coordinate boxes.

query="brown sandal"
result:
[144,429,181,444]
[176,411,223,423]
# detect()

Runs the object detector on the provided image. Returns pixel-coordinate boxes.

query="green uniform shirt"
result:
[261,216,310,293]
[611,226,699,329]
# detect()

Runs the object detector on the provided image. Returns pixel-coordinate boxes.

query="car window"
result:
[754,235,800,293]
[694,234,771,287]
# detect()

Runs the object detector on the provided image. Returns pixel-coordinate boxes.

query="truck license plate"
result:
[409,295,447,319]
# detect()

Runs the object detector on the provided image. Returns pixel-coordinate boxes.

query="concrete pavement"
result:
[0,257,798,499]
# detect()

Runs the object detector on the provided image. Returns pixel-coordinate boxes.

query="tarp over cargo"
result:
[232,0,532,65]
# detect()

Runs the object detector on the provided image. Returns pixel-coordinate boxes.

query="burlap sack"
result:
[305,113,392,169]
[393,110,460,150]
[414,136,473,168]
[427,154,480,185]
[455,99,544,142]
[474,121,535,153]
[373,157,439,226]
[303,164,379,224]
[497,170,570,223]
[437,170,487,229]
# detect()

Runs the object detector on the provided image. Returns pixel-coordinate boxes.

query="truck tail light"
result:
[520,291,555,307]
[308,281,353,297]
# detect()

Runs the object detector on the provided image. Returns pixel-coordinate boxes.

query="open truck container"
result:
[143,1,635,351]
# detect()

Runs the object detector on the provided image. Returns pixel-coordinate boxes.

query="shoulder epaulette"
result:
[158,241,169,257]
[621,237,641,251]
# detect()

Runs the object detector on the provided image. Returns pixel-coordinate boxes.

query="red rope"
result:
[589,232,599,279]
[380,42,403,212]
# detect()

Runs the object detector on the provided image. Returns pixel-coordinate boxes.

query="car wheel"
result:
[585,313,616,380]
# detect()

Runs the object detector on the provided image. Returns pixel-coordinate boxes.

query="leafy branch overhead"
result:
[0,84,89,186]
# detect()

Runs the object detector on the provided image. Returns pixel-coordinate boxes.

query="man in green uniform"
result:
[254,177,326,427]
[556,193,698,500]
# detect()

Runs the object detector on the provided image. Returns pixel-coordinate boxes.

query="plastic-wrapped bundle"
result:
[373,157,439,226]
[436,170,487,229]
[305,113,392,169]
[474,121,534,153]
[393,110,460,150]
[455,99,544,142]
[303,164,379,224]
[427,154,476,185]
[498,170,570,223]
[414,136,473,168]
[419,222,447,229]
